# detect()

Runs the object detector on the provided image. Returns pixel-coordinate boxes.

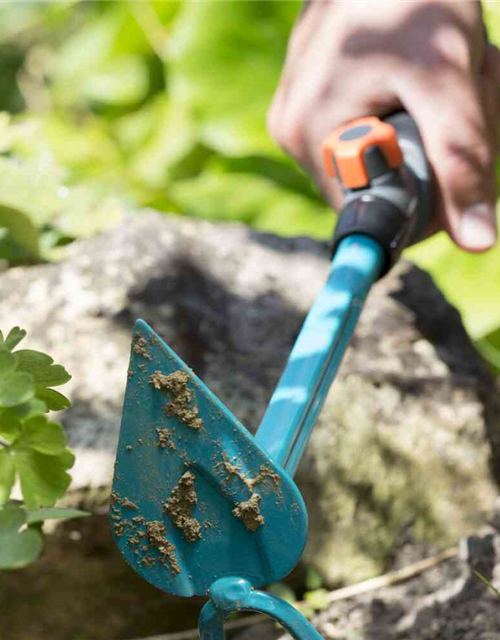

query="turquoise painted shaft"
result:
[255,235,385,476]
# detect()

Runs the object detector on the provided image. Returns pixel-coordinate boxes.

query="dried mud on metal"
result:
[163,471,202,543]
[149,370,203,430]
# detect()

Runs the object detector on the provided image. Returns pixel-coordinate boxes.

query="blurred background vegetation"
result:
[0,0,499,371]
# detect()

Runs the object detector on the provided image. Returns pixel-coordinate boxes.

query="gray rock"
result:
[1,210,498,583]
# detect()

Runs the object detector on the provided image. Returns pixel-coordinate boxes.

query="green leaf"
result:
[0,230,29,263]
[13,447,74,509]
[55,188,124,240]
[0,450,15,504]
[0,505,43,569]
[0,371,34,408]
[54,6,125,84]
[305,565,324,590]
[0,206,41,260]
[304,588,330,611]
[14,350,71,389]
[0,157,64,227]
[267,582,297,604]
[3,499,23,509]
[4,398,48,421]
[214,154,323,202]
[82,54,149,107]
[476,327,500,375]
[169,0,301,155]
[35,388,71,412]
[0,410,22,442]
[14,415,67,455]
[0,348,17,375]
[2,327,26,352]
[113,94,165,153]
[41,112,123,182]
[25,507,89,525]
[171,171,333,239]
[128,98,199,189]
[484,4,500,48]
[52,5,152,109]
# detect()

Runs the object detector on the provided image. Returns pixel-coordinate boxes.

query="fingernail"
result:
[460,203,498,250]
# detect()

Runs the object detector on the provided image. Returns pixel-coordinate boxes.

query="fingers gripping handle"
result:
[322,112,434,276]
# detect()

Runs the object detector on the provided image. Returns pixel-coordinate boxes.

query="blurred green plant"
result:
[0,327,88,570]
[0,0,499,370]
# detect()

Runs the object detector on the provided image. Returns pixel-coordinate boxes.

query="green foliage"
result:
[0,327,88,570]
[303,588,330,612]
[168,1,298,156]
[0,1,499,368]
[170,168,333,238]
[0,503,43,569]
[0,501,87,570]
[305,564,324,591]
[266,580,330,619]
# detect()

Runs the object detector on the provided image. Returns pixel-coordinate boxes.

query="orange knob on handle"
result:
[322,116,404,189]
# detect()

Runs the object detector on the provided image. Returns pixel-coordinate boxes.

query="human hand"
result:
[268,0,500,252]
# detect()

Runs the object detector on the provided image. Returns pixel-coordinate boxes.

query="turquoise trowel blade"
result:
[111,320,308,598]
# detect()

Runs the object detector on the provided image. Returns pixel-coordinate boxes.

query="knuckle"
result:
[430,27,472,72]
[445,139,491,171]
[440,139,494,191]
[268,115,307,156]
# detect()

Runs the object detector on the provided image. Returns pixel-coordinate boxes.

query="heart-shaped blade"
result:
[111,320,308,597]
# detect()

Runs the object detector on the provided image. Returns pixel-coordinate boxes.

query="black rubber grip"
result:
[332,195,418,275]
[385,111,434,245]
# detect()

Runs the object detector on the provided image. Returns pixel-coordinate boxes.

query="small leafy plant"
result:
[0,327,87,569]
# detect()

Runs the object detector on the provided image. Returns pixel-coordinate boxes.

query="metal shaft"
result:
[255,234,384,476]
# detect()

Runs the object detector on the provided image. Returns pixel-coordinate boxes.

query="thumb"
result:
[404,69,498,252]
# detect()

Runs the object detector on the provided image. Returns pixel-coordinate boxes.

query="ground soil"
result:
[0,515,204,640]
[239,529,500,640]
[3,511,500,640]
[310,534,500,640]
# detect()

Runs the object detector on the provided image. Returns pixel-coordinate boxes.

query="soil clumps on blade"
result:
[232,493,265,531]
[163,471,202,542]
[149,370,203,430]
[156,427,176,450]
[132,334,151,360]
[145,520,180,574]
[121,498,138,510]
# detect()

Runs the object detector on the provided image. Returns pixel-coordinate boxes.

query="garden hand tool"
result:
[110,111,433,640]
